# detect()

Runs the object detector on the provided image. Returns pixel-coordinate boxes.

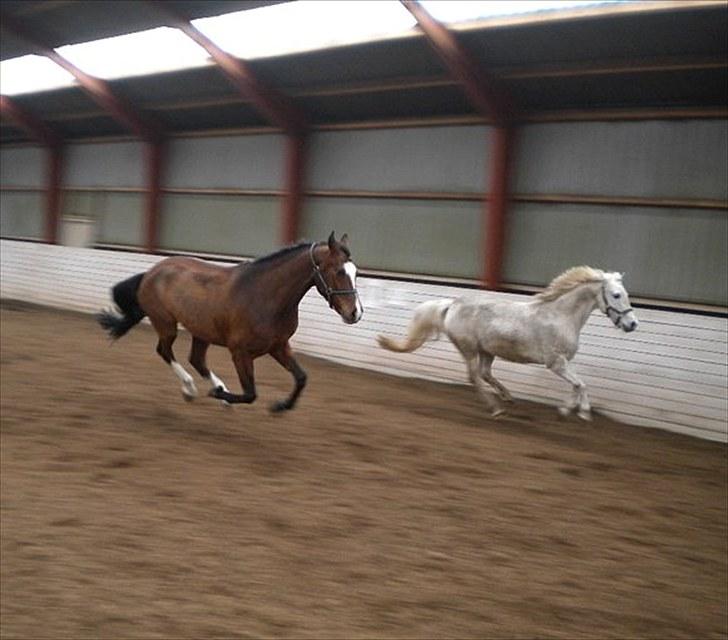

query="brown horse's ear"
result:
[340,233,349,246]
[328,231,336,249]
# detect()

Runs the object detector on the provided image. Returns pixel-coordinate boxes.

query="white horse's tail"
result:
[377,299,453,353]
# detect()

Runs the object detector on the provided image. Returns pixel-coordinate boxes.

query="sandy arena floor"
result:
[1,301,726,639]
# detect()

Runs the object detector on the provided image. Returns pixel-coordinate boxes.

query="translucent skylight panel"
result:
[0,55,76,95]
[192,1,417,60]
[55,27,211,80]
[0,0,630,97]
[421,0,624,25]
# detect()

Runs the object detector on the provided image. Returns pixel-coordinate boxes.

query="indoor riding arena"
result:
[1,2,726,639]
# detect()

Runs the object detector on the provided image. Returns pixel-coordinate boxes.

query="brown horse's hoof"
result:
[270,400,290,414]
[182,392,195,402]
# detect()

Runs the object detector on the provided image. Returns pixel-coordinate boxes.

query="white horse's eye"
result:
[613,293,621,299]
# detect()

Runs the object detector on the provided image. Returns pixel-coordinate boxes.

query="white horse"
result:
[377,266,638,420]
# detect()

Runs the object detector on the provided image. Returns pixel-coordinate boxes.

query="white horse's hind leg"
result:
[465,355,505,417]
[479,352,513,402]
[548,356,591,420]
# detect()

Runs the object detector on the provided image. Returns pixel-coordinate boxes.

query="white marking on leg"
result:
[207,370,232,408]
[344,261,363,322]
[207,370,229,392]
[171,360,198,398]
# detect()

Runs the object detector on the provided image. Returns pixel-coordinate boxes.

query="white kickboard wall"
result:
[1,239,726,442]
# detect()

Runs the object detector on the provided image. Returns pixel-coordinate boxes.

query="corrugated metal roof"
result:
[1,1,726,142]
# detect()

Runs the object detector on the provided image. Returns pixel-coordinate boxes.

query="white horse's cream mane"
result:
[536,266,609,301]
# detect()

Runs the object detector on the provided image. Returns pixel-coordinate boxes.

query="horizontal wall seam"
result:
[4,185,724,210]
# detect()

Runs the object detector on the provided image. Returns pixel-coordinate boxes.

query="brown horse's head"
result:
[313,232,363,324]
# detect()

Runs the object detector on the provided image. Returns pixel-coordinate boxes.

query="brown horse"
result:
[97,232,362,412]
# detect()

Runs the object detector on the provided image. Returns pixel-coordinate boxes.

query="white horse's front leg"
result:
[548,356,591,420]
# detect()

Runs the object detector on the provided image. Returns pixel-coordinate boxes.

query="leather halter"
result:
[601,283,633,327]
[309,243,358,307]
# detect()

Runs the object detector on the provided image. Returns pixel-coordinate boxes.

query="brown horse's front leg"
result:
[209,348,257,404]
[269,342,307,413]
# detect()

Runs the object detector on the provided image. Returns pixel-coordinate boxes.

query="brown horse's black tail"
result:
[97,272,146,339]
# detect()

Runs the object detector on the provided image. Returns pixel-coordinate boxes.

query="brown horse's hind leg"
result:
[151,318,198,401]
[209,347,257,404]
[269,342,307,413]
[189,337,230,401]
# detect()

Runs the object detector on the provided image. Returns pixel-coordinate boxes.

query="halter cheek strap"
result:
[601,285,633,326]
[309,243,358,308]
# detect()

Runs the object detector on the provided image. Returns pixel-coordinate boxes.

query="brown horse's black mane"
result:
[244,240,350,271]
[247,241,311,269]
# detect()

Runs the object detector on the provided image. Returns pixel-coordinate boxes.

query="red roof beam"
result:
[0,13,163,142]
[153,3,307,135]
[0,94,61,148]
[400,0,515,123]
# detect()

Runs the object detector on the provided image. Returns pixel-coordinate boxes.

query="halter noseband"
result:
[601,282,633,326]
[310,243,358,308]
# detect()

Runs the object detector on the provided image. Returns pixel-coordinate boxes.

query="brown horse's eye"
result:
[337,269,345,277]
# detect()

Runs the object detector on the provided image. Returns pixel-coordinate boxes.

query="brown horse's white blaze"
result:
[344,261,363,323]
[97,232,361,413]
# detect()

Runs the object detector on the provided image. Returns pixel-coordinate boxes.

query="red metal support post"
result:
[0,95,64,244]
[281,133,306,245]
[152,2,310,246]
[484,125,515,291]
[144,140,164,253]
[45,144,64,244]
[400,0,517,290]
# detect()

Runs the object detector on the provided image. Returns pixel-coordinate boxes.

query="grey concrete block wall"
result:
[0,147,45,187]
[0,191,44,239]
[300,197,481,278]
[515,120,728,200]
[503,202,728,305]
[308,126,489,192]
[159,193,279,257]
[64,141,145,188]
[165,134,285,190]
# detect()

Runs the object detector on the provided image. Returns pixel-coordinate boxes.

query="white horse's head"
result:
[598,273,638,332]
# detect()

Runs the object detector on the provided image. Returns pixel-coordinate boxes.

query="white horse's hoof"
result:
[577,409,592,421]
[491,408,507,419]
[558,406,571,417]
[182,390,196,402]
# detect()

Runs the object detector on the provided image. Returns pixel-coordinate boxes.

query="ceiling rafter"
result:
[20,54,728,125]
[0,11,163,141]
[0,94,62,147]
[151,2,307,135]
[400,0,515,123]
